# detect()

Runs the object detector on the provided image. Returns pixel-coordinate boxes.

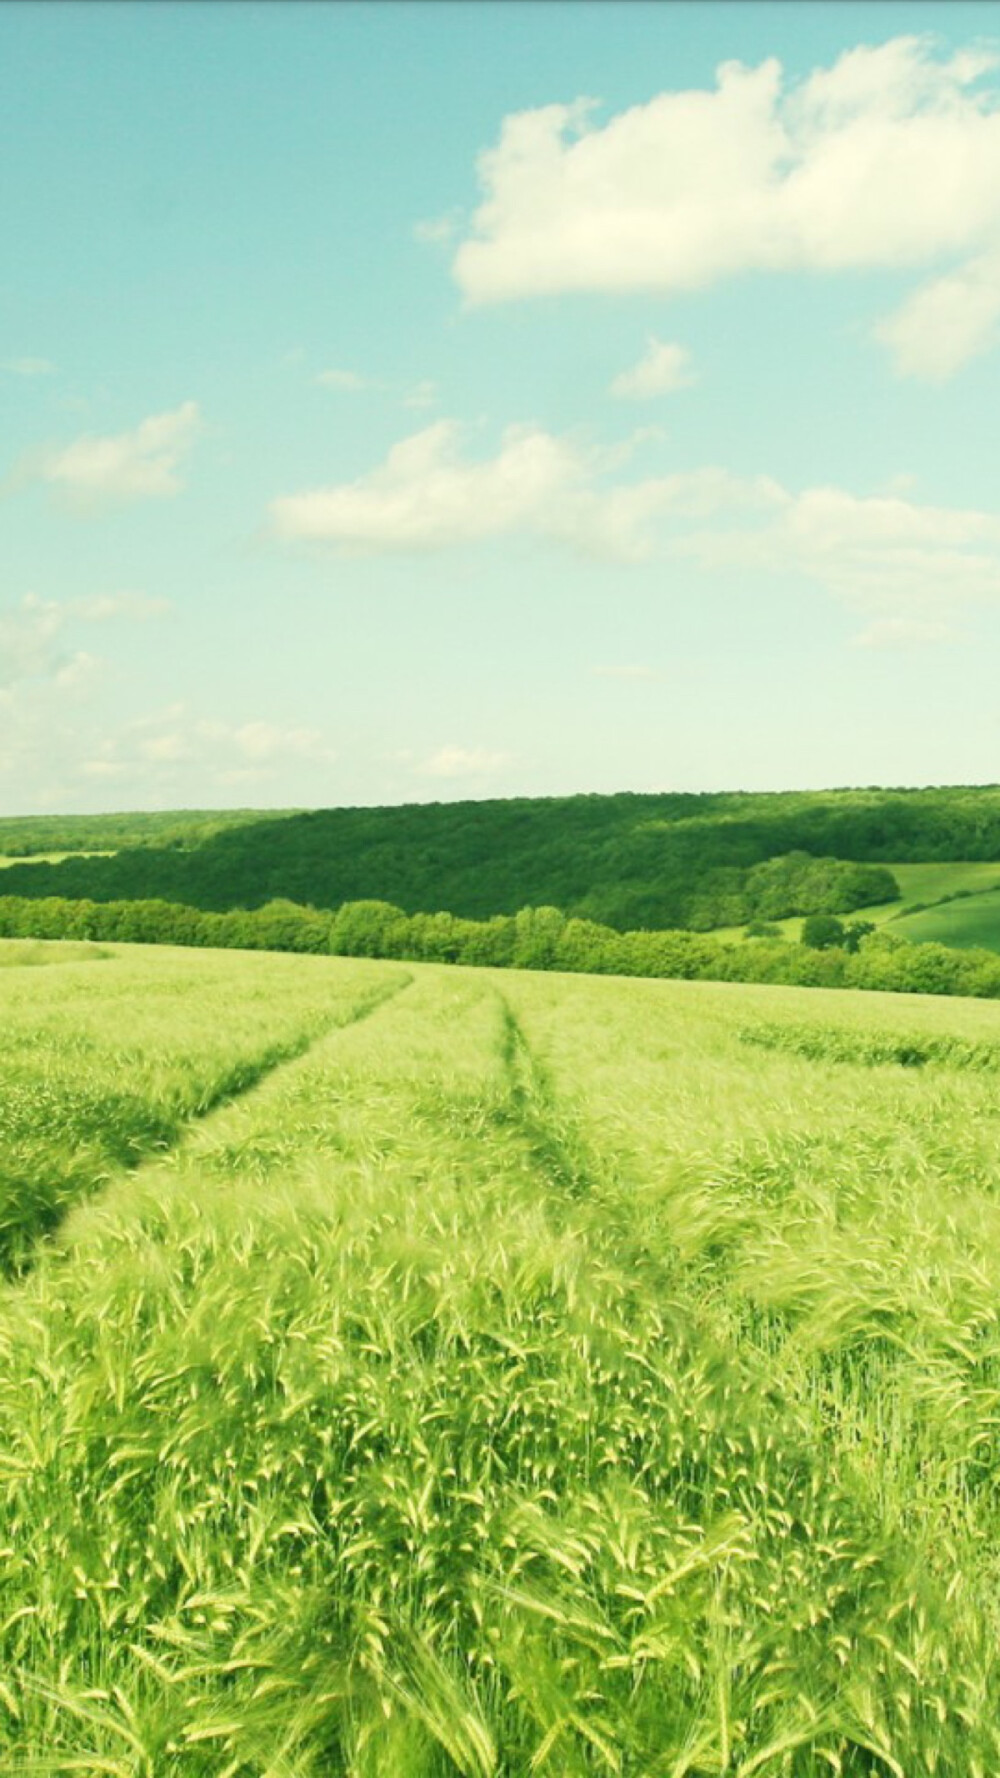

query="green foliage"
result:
[801,913,847,950]
[4,960,1000,1768]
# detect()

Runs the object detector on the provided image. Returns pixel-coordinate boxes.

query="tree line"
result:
[4,891,1000,1001]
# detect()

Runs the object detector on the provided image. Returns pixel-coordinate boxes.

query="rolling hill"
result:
[5,784,1000,936]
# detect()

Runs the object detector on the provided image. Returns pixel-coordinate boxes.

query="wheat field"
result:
[3,943,1000,1773]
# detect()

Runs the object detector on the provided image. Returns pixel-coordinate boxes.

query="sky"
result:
[2,0,1000,814]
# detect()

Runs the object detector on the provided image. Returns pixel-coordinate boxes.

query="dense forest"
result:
[4,784,1000,932]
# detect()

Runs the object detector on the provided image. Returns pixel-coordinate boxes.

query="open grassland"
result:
[4,950,1000,1772]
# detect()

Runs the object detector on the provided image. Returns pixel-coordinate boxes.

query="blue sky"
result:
[2,0,1000,813]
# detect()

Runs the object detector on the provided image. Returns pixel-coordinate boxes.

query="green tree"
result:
[801,913,846,950]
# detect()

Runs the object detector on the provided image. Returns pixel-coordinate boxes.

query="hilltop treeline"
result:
[4,891,1000,1001]
[0,807,297,858]
[0,788,932,930]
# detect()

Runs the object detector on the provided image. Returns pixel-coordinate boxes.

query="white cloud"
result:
[414,211,463,246]
[270,419,788,562]
[269,417,1000,624]
[317,368,369,391]
[610,338,696,399]
[81,711,337,789]
[0,591,170,691]
[876,248,1000,379]
[418,745,511,779]
[1,357,55,377]
[271,419,590,553]
[39,401,201,507]
[673,483,1000,616]
[0,595,70,689]
[453,37,1000,375]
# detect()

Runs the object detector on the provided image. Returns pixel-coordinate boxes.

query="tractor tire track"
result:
[3,967,413,1279]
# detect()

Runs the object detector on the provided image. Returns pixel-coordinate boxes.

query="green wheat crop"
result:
[2,947,1000,1772]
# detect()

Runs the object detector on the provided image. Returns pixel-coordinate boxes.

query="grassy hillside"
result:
[4,945,1000,1769]
[891,885,1000,951]
[883,859,1000,906]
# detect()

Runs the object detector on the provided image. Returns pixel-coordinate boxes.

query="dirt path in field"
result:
[9,967,414,1280]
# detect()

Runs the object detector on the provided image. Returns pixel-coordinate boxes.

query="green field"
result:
[4,944,1000,1772]
[889,886,1000,952]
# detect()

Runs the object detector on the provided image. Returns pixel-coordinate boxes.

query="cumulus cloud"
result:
[453,36,1000,374]
[317,368,369,391]
[82,711,337,789]
[673,483,1000,621]
[316,367,441,411]
[271,420,590,553]
[418,746,511,779]
[38,401,201,507]
[876,248,1000,379]
[270,417,1000,628]
[610,338,696,399]
[270,419,787,561]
